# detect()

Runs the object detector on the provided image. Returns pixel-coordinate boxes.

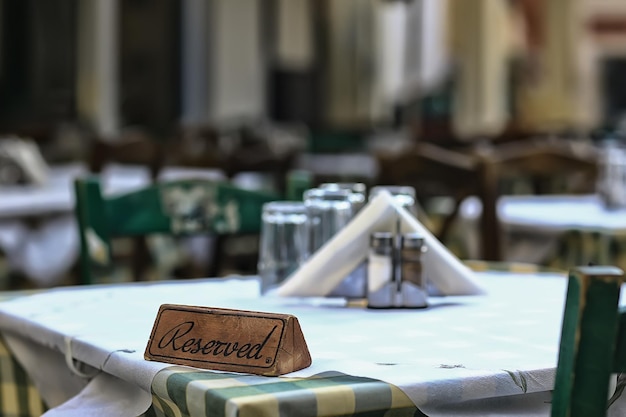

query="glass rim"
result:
[262,201,307,212]
[319,182,366,194]
[369,185,416,196]
[303,187,353,200]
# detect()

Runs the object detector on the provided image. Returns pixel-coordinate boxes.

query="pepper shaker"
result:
[399,233,428,308]
[367,232,395,309]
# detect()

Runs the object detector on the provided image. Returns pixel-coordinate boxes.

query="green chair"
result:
[552,265,626,417]
[286,169,313,201]
[74,176,278,285]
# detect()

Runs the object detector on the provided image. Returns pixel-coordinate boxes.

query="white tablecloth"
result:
[462,194,626,233]
[1,271,623,416]
[0,164,224,287]
[295,153,379,181]
[459,194,626,264]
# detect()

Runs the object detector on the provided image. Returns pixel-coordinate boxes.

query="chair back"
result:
[74,176,277,284]
[552,266,626,417]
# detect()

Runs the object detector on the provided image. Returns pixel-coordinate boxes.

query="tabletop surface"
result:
[461,194,626,233]
[0,271,575,415]
[0,163,225,219]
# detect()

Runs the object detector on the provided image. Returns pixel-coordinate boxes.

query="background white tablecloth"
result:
[0,164,224,287]
[459,194,626,265]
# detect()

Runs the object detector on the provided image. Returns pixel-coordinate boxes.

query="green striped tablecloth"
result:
[547,229,626,271]
[0,335,47,417]
[0,290,47,417]
[451,194,626,271]
[148,367,420,417]
[0,334,420,417]
[0,286,423,417]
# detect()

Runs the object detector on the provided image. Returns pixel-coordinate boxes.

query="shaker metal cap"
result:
[370,231,394,248]
[401,232,425,249]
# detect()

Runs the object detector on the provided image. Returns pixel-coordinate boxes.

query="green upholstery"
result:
[285,169,313,201]
[552,266,626,417]
[74,176,278,285]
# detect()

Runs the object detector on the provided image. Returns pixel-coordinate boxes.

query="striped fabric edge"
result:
[147,365,427,417]
[0,334,47,417]
[550,231,626,271]
[464,232,626,275]
[462,260,566,274]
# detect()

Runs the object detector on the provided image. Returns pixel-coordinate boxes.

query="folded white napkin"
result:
[0,137,49,185]
[277,191,486,297]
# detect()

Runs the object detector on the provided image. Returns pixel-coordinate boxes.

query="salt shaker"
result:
[399,233,428,308]
[367,232,395,309]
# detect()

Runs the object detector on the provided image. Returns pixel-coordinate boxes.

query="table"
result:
[1,270,624,416]
[458,194,626,270]
[295,153,378,184]
[0,163,224,287]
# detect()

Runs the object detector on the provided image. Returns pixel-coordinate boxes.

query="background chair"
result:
[85,128,167,282]
[170,123,305,198]
[87,128,165,180]
[74,176,277,285]
[376,137,598,261]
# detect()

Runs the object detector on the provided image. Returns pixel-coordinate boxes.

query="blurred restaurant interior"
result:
[2,0,626,289]
[5,1,626,416]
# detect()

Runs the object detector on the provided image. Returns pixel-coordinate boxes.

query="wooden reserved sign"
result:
[144,304,312,376]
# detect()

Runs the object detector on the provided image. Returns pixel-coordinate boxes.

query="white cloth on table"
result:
[41,373,153,417]
[0,164,226,287]
[277,191,485,297]
[0,216,78,287]
[0,273,604,416]
[0,163,147,287]
[458,194,626,262]
[3,332,88,409]
[2,275,625,416]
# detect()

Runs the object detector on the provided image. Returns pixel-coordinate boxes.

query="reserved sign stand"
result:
[144,304,312,376]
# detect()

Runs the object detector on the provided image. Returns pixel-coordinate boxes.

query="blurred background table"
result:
[458,194,626,270]
[0,163,224,289]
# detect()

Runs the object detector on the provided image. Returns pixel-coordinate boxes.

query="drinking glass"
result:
[305,187,368,298]
[303,188,354,253]
[369,185,417,214]
[319,182,367,212]
[258,201,309,294]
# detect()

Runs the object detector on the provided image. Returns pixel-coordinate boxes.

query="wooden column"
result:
[76,0,120,140]
[181,0,210,127]
[475,150,501,261]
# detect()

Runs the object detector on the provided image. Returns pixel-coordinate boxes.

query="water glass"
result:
[369,185,417,214]
[305,187,368,298]
[258,201,309,294]
[319,182,367,212]
[304,188,355,253]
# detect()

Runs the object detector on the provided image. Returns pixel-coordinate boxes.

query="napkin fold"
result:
[277,192,485,297]
[42,373,153,417]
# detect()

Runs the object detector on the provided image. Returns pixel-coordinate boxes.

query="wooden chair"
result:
[552,265,626,417]
[376,137,598,261]
[478,138,598,261]
[87,129,165,180]
[376,142,479,246]
[73,176,277,285]
[171,124,301,199]
[85,128,168,282]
